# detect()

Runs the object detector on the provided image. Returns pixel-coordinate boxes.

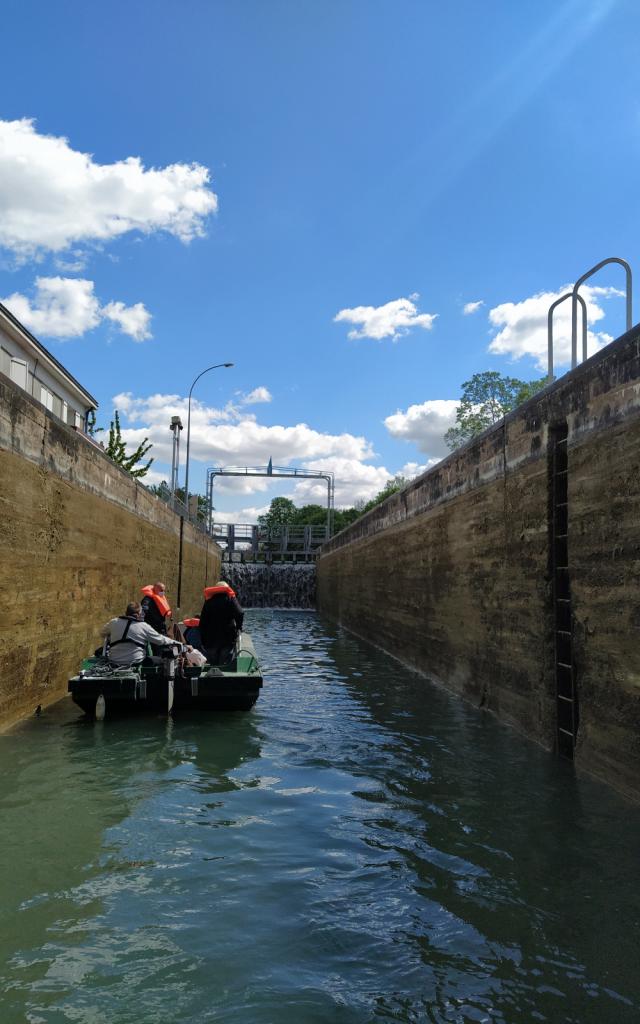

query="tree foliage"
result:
[256,477,409,537]
[149,481,208,521]
[105,410,154,479]
[257,497,298,529]
[444,371,547,451]
[357,475,408,516]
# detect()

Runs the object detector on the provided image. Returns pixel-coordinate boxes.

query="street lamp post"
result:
[177,361,233,610]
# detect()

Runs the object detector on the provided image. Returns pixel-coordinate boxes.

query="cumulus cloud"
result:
[463,300,484,315]
[114,391,375,470]
[488,284,623,370]
[241,386,272,405]
[384,399,458,458]
[334,293,437,341]
[292,457,392,507]
[102,300,152,341]
[112,390,431,508]
[0,118,218,258]
[1,276,152,341]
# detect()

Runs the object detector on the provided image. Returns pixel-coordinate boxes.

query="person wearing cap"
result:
[199,581,244,665]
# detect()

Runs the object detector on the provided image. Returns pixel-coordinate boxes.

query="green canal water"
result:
[1,610,638,1024]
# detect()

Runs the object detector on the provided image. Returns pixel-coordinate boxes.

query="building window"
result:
[74,411,83,430]
[62,400,68,423]
[40,385,54,412]
[10,358,27,390]
[0,347,10,377]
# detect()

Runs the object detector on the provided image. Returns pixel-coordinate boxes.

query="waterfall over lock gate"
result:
[223,563,316,608]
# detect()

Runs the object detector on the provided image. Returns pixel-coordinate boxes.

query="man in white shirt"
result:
[101,601,183,668]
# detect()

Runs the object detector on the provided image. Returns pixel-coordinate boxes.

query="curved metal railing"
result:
[547,292,587,383]
[571,257,632,369]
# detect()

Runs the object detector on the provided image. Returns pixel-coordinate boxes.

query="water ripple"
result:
[0,610,638,1023]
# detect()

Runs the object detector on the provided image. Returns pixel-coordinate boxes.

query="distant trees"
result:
[444,371,547,451]
[148,481,208,521]
[255,475,411,536]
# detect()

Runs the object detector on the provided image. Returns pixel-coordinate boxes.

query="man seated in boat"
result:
[199,582,244,665]
[102,601,187,669]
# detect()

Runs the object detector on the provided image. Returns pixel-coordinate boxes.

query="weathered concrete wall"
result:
[0,374,221,727]
[318,327,640,800]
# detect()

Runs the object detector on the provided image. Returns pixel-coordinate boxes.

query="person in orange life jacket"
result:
[181,617,206,654]
[140,582,171,635]
[101,602,188,668]
[199,582,244,665]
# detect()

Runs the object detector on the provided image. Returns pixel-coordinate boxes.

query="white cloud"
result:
[334,293,437,341]
[488,284,623,370]
[463,300,484,315]
[398,460,439,478]
[1,276,152,341]
[113,390,430,509]
[114,392,375,470]
[292,457,392,507]
[384,399,458,458]
[102,300,152,341]
[2,277,100,337]
[241,386,272,405]
[0,118,218,258]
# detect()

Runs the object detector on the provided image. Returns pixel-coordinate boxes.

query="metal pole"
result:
[183,362,233,523]
[177,362,233,611]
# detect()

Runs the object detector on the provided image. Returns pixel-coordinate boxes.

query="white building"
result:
[0,302,97,429]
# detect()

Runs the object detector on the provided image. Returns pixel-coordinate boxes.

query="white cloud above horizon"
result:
[241,386,272,405]
[0,118,218,259]
[1,276,152,340]
[463,300,484,315]
[488,284,623,370]
[384,398,458,458]
[334,293,437,341]
[112,390,433,509]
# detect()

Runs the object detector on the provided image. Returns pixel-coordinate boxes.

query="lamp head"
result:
[224,363,234,368]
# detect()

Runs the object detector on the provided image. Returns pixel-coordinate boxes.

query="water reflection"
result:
[0,610,638,1023]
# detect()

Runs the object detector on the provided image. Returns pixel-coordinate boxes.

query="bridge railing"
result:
[211,522,328,559]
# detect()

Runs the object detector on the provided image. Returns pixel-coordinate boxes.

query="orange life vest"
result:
[183,617,200,628]
[141,585,172,618]
[203,584,236,600]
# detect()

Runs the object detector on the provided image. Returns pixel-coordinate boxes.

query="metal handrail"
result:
[571,257,632,369]
[547,292,587,383]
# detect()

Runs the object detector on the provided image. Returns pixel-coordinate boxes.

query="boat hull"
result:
[68,635,263,718]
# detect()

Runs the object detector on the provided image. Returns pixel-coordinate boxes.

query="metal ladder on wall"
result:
[550,423,578,758]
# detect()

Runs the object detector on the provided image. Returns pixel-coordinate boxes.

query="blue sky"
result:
[0,0,635,517]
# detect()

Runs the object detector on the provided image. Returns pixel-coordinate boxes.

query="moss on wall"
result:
[318,327,640,800]
[0,377,221,727]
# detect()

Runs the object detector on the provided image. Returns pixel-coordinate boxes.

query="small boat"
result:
[68,633,263,718]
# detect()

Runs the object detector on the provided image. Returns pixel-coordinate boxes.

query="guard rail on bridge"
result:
[212,523,328,562]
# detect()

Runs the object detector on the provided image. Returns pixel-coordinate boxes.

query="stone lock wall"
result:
[318,327,640,800]
[0,375,221,727]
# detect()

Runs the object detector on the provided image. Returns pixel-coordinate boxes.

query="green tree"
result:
[358,475,408,516]
[86,409,103,437]
[290,503,329,527]
[105,410,154,479]
[444,371,547,451]
[148,481,208,521]
[258,496,297,529]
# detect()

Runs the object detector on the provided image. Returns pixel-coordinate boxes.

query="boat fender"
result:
[95,694,106,721]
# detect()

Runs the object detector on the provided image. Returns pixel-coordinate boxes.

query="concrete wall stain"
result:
[0,374,222,728]
[318,325,640,801]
